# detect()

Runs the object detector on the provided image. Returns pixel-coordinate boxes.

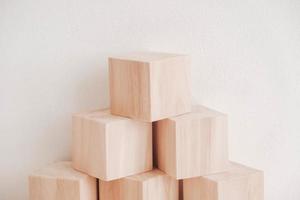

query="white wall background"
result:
[1,0,299,199]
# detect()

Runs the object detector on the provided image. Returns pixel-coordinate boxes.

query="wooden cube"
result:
[100,169,178,200]
[183,163,264,200]
[72,109,152,181]
[154,105,229,179]
[29,161,97,200]
[109,52,191,122]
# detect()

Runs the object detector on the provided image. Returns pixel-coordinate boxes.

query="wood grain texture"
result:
[29,161,97,200]
[183,162,264,200]
[100,169,179,200]
[72,109,152,181]
[154,105,229,179]
[109,52,191,122]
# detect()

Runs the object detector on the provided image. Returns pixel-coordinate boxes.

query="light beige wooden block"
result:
[29,161,97,200]
[72,109,152,181]
[109,52,191,122]
[100,169,178,200]
[183,163,264,200]
[154,105,229,179]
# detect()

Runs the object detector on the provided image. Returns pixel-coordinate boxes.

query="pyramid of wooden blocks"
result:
[183,163,264,200]
[72,109,152,181]
[154,105,229,179]
[100,169,178,200]
[29,162,97,200]
[29,51,264,200]
[109,52,191,122]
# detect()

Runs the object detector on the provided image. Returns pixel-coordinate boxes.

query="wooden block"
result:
[72,109,152,181]
[29,161,97,200]
[109,52,191,122]
[183,163,264,200]
[154,105,229,179]
[99,169,178,200]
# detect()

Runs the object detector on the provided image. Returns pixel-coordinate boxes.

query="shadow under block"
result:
[99,169,178,200]
[109,52,191,122]
[29,161,97,200]
[183,163,264,200]
[72,109,152,181]
[154,105,229,179]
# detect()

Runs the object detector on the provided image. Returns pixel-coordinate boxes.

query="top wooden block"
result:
[109,52,192,122]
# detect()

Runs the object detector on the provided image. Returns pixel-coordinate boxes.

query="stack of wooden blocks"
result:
[29,52,264,200]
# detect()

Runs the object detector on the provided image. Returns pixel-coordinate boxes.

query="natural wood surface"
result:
[100,169,178,200]
[28,161,97,200]
[154,105,229,179]
[28,52,264,200]
[72,109,152,181]
[109,52,191,122]
[183,162,264,200]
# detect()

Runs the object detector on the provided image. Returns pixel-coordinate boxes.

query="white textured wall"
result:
[1,0,299,199]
